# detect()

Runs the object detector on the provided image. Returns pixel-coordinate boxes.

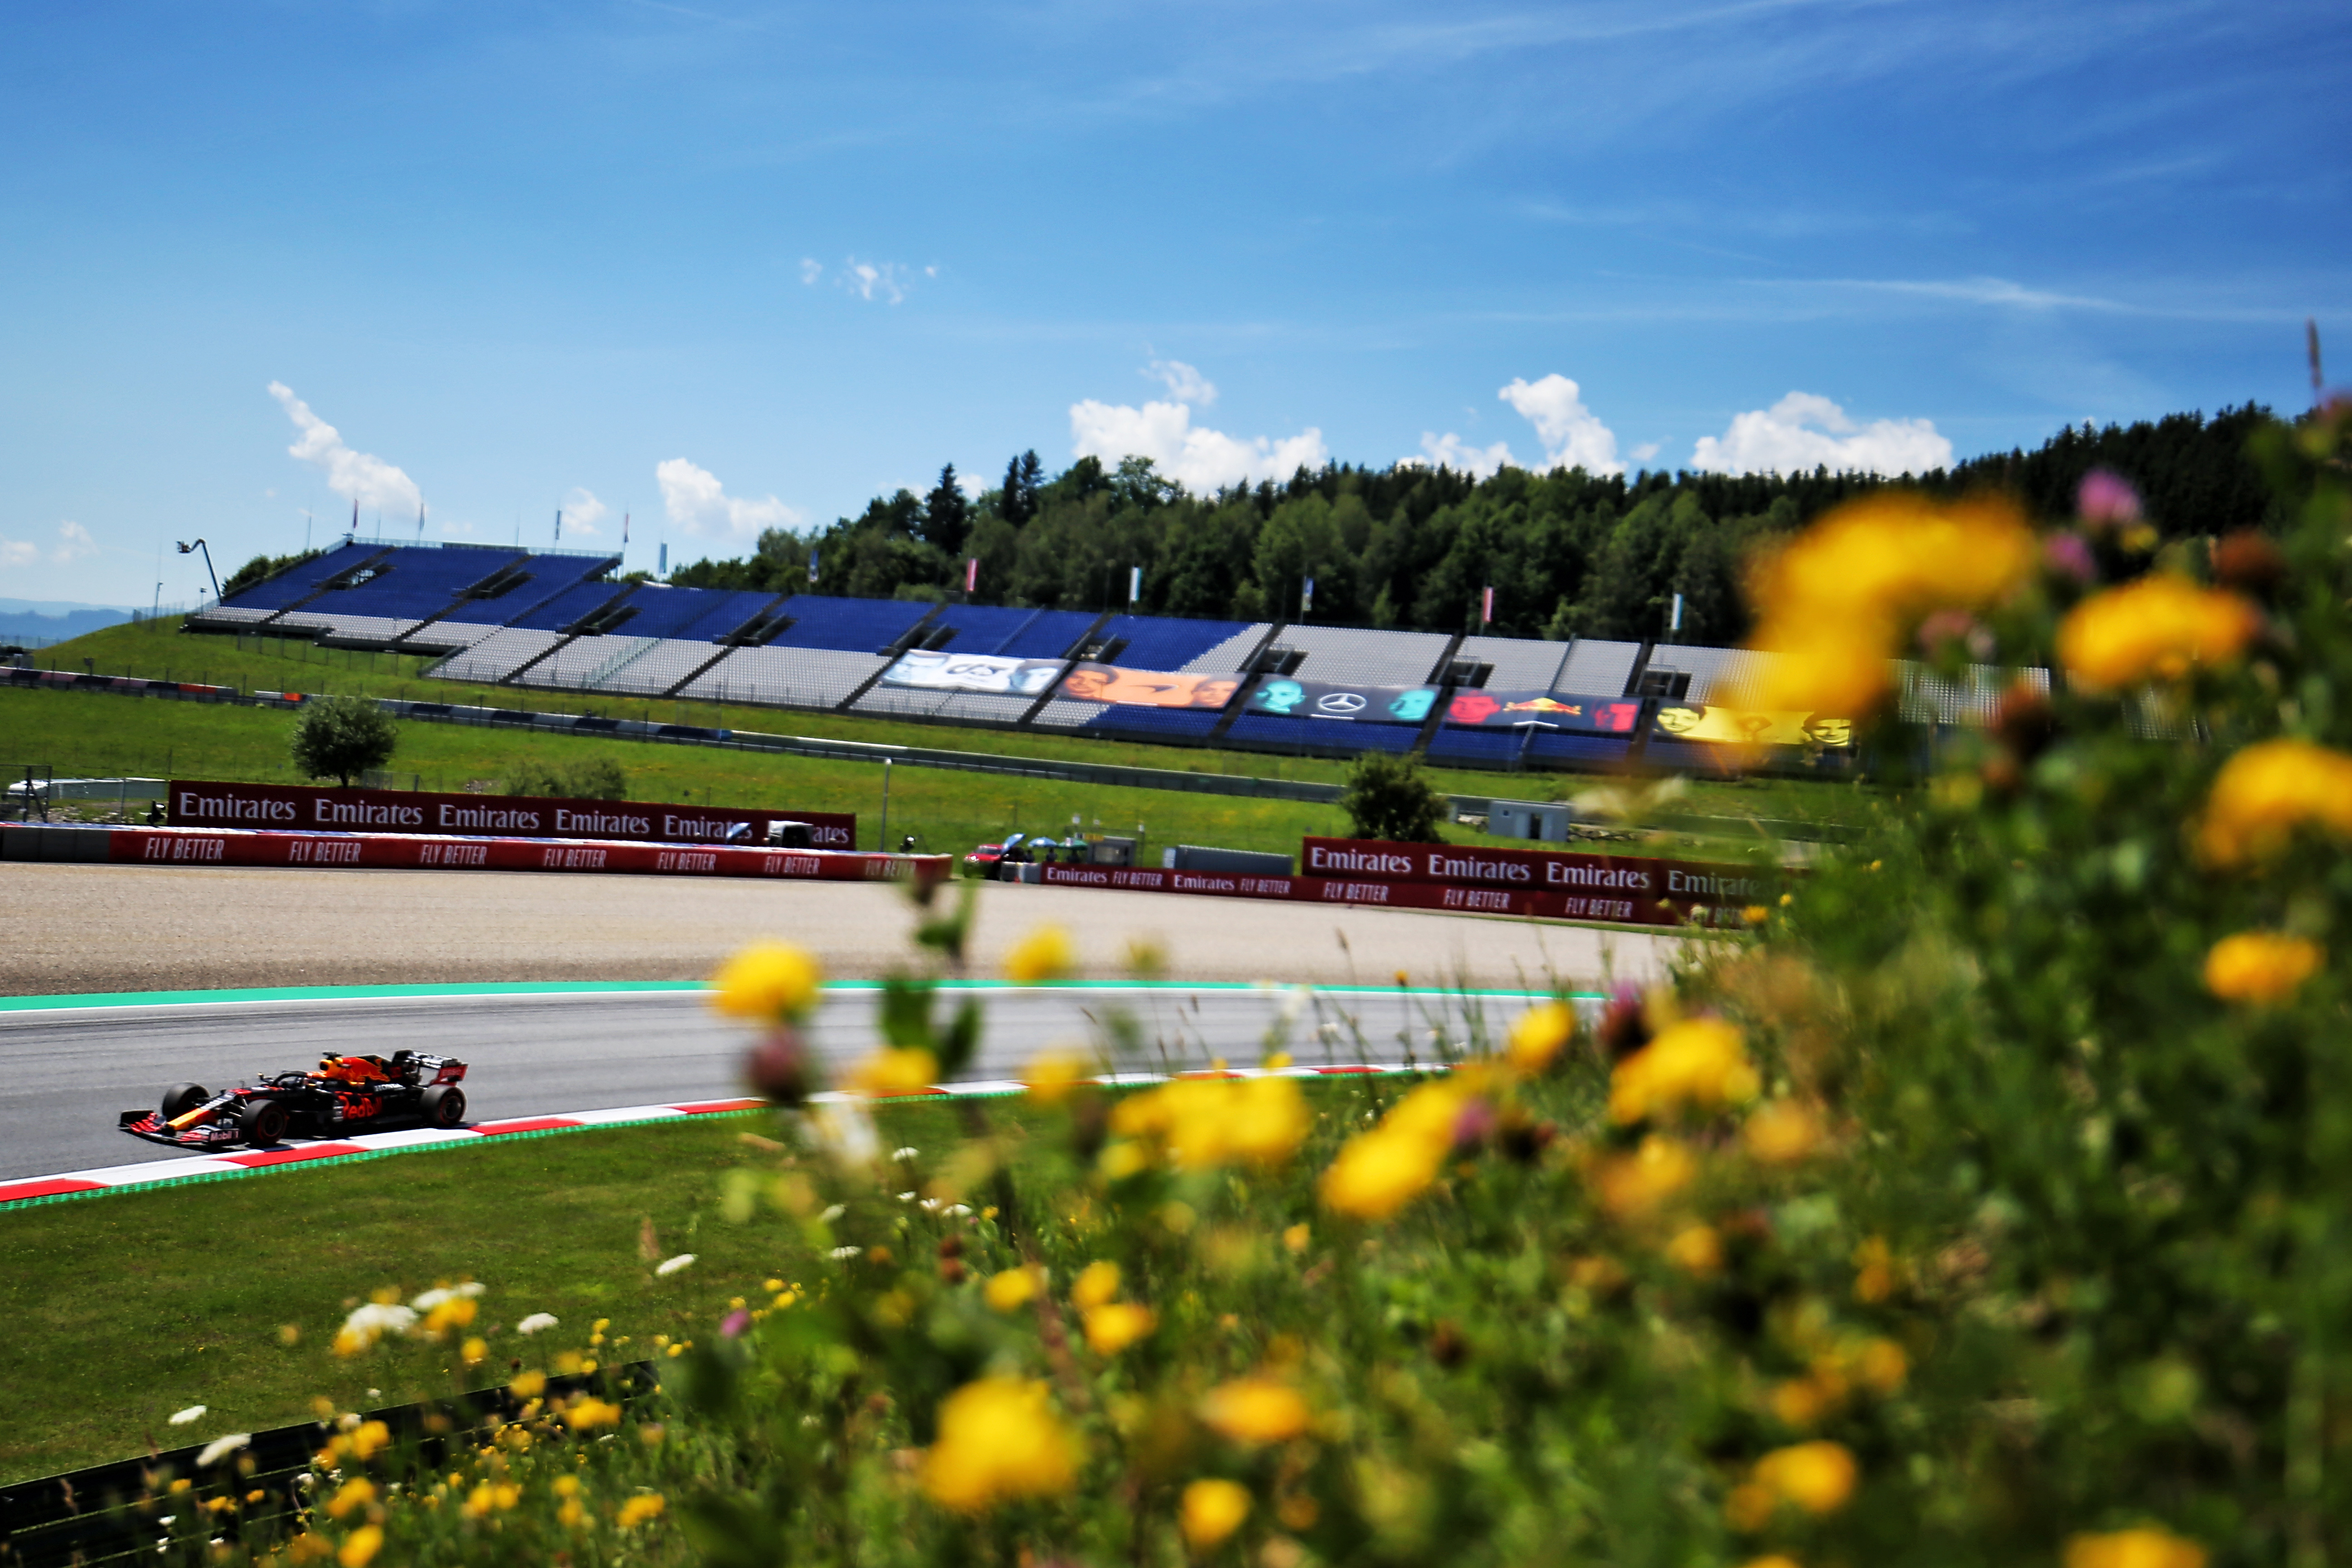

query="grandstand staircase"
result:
[1407,632,1469,757]
[583,636,662,688]
[1014,611,1116,726]
[254,547,395,632]
[498,584,642,686]
[833,603,947,711]
[387,551,534,653]
[659,594,798,699]
[1205,621,1293,743]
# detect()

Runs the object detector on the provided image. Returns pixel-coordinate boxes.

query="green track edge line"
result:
[0,979,1603,1013]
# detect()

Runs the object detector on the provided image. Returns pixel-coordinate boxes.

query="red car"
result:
[120,1052,470,1149]
[963,832,1030,877]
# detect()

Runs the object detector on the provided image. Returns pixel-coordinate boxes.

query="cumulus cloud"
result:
[1629,441,1662,464]
[1069,394,1329,493]
[1144,358,1216,406]
[1414,373,1625,478]
[267,382,423,515]
[1690,392,1953,477]
[560,487,608,536]
[656,458,804,538]
[799,258,823,285]
[1,521,98,568]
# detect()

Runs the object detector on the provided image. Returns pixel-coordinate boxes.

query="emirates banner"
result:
[1058,664,1245,709]
[1299,836,1781,908]
[1245,678,1441,725]
[879,650,1066,697]
[1033,862,1755,929]
[1441,690,1642,732]
[167,779,857,849]
[112,826,943,884]
[1652,704,1855,748]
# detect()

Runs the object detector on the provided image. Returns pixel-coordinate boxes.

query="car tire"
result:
[420,1085,467,1129]
[242,1099,289,1146]
[162,1083,209,1118]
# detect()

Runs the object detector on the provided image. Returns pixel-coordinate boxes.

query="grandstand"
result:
[183,536,2015,775]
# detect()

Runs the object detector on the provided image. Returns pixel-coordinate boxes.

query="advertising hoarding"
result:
[109,825,941,884]
[1245,679,1440,724]
[167,779,858,849]
[1441,690,1642,732]
[878,650,1066,696]
[1651,704,1854,747]
[1057,665,1245,709]
[1298,836,1780,907]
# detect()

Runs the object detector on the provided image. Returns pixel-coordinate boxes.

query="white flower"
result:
[897,1191,916,1202]
[829,1245,863,1261]
[409,1282,485,1311]
[655,1253,698,1277]
[338,1302,417,1349]
[803,1101,879,1166]
[819,1204,847,1223]
[168,1405,207,1426]
[516,1313,559,1335]
[891,1147,920,1161]
[945,1204,973,1217]
[919,1198,942,1212]
[196,1434,251,1467]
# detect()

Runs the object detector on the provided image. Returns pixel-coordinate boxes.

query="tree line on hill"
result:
[666,406,2280,645]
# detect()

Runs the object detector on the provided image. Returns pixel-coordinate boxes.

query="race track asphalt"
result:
[1,984,1557,1181]
[1,860,1683,1183]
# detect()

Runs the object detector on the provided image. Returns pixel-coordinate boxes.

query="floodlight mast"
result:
[176,539,221,602]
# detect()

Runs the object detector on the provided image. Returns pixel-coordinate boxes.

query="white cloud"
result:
[560,487,608,536]
[1416,431,1516,479]
[1629,441,1662,464]
[656,458,804,538]
[1690,391,1954,476]
[1414,372,1625,478]
[1069,398,1328,493]
[1498,374,1623,475]
[1144,358,1216,406]
[842,258,914,304]
[266,382,423,516]
[799,257,823,285]
[1,521,98,568]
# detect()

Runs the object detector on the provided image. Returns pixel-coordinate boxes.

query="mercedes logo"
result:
[1317,691,1367,715]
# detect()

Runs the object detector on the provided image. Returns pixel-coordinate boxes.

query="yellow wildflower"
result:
[614,1494,667,1529]
[1748,493,2034,712]
[845,1048,939,1098]
[2197,739,2352,865]
[1852,1236,1898,1303]
[1505,1001,1575,1075]
[509,1370,546,1400]
[1082,1303,1157,1355]
[2203,931,2323,1004]
[564,1397,622,1430]
[2058,575,2258,689]
[1609,1018,1758,1124]
[1723,1485,1777,1532]
[920,1378,1080,1512]
[1181,1478,1253,1549]
[460,1336,487,1366]
[1198,1379,1311,1445]
[1742,1100,1823,1165]
[1004,924,1077,983]
[420,1297,476,1336]
[1108,1077,1310,1170]
[2064,1527,2207,1568]
[1317,1078,1470,1220]
[1751,1441,1857,1514]
[1072,1260,1123,1310]
[553,1475,580,1498]
[461,1484,495,1519]
[1023,1049,1088,1105]
[1741,1558,1804,1568]
[1855,1337,1908,1394]
[1664,1224,1723,1276]
[1283,1223,1310,1253]
[325,1479,376,1520]
[345,1421,391,1462]
[709,941,823,1021]
[983,1268,1040,1313]
[337,1526,383,1568]
[1590,1134,1698,1220]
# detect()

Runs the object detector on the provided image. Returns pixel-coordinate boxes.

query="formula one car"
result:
[119,1051,470,1149]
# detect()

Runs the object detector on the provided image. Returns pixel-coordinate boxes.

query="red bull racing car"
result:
[119,1052,470,1149]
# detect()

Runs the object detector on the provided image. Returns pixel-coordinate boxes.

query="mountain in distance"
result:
[0,599,140,645]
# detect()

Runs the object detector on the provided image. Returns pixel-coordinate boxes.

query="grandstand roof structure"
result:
[187,537,2016,777]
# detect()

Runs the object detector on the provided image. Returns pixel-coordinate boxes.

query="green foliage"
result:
[287,693,397,786]
[220,548,321,599]
[1339,751,1448,842]
[504,754,628,799]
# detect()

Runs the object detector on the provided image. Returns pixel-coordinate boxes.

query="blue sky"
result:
[2,0,2345,606]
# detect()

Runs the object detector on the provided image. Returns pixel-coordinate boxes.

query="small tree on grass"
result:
[1339,751,1447,842]
[505,755,629,799]
[289,695,398,787]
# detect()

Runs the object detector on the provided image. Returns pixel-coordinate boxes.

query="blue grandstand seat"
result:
[1427,728,1525,765]
[299,545,521,622]
[509,580,628,632]
[1083,707,1224,741]
[769,596,932,652]
[1093,614,1254,673]
[992,610,1099,658]
[621,588,776,642]
[1527,733,1632,767]
[1641,737,1733,774]
[924,604,1043,652]
[218,541,380,611]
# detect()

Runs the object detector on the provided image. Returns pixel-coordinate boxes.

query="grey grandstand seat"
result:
[1554,638,1644,697]
[187,605,274,627]
[431,628,562,684]
[512,635,661,691]
[1453,634,1572,692]
[1898,661,2044,727]
[400,619,505,654]
[675,645,886,708]
[850,686,1039,725]
[1642,645,1775,706]
[1276,625,1452,687]
[581,639,732,696]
